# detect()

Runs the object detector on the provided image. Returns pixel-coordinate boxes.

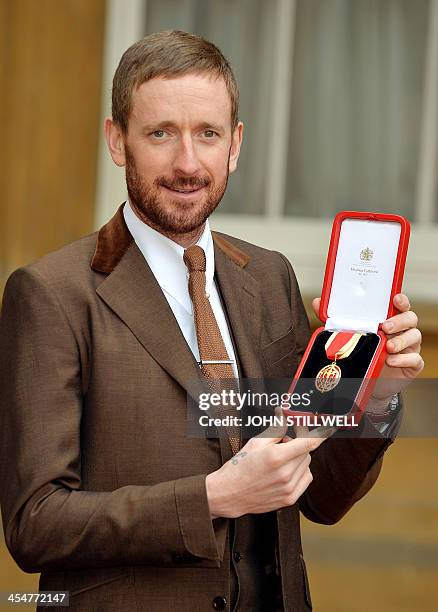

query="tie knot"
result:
[183,245,206,272]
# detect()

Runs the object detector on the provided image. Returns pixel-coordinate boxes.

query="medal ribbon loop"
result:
[325,331,363,361]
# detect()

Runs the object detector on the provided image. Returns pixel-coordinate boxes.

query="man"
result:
[0,30,423,611]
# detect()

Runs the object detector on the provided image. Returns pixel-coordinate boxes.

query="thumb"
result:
[294,424,337,443]
[311,297,321,318]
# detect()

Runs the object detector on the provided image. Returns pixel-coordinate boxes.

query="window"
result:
[96,0,438,302]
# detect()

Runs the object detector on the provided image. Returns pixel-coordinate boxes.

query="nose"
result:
[172,134,202,176]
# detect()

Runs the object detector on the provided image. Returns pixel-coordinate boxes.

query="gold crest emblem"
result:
[360,247,374,261]
[315,363,342,393]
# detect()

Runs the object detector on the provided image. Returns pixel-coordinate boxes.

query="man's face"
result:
[108,73,243,236]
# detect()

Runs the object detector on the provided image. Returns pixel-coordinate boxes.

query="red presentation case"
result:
[284,210,410,423]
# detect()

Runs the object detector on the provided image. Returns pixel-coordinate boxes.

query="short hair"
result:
[112,30,239,133]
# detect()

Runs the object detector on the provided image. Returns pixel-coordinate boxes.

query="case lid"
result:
[319,211,410,333]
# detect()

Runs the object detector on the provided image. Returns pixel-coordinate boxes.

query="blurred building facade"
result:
[1,1,437,611]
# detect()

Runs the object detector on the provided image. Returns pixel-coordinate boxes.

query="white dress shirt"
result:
[123,201,239,378]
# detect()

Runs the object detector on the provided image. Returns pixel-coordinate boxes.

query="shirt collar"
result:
[123,200,215,314]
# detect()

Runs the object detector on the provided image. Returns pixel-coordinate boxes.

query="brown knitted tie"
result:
[183,245,241,455]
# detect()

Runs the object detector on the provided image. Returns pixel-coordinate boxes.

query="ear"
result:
[228,121,244,174]
[104,117,126,167]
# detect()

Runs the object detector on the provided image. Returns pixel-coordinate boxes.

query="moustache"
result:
[156,176,211,190]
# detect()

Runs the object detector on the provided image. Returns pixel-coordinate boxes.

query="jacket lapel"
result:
[212,235,266,459]
[91,205,265,401]
[92,205,203,399]
[213,236,265,380]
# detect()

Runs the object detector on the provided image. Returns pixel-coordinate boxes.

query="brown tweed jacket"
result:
[0,204,394,611]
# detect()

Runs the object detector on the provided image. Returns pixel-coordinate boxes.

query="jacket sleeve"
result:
[298,420,396,525]
[0,266,227,573]
[276,252,400,525]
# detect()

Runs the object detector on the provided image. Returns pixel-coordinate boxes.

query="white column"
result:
[94,0,147,229]
[264,0,297,218]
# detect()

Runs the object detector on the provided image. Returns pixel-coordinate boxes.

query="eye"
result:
[152,130,165,138]
[204,130,217,138]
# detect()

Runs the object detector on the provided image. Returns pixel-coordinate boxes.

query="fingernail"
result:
[387,340,396,351]
[385,322,394,332]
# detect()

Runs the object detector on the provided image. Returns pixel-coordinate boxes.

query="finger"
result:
[311,297,321,318]
[294,425,310,438]
[382,310,418,335]
[385,330,406,340]
[385,352,424,372]
[276,433,328,461]
[282,453,311,486]
[394,293,411,312]
[251,405,288,446]
[295,425,338,439]
[294,469,314,500]
[279,449,311,479]
[386,328,422,354]
[282,469,313,508]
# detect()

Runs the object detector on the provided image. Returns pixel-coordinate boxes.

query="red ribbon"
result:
[325,331,356,360]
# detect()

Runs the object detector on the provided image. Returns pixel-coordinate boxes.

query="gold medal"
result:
[315,331,363,393]
[315,362,342,393]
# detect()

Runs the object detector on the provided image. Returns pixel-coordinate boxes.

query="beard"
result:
[124,145,230,235]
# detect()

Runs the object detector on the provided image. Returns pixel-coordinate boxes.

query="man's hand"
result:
[312,293,424,404]
[205,410,330,519]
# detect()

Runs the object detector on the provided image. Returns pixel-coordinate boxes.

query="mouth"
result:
[162,185,206,199]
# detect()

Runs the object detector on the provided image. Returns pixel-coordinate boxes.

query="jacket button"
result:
[233,551,242,562]
[212,595,227,610]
